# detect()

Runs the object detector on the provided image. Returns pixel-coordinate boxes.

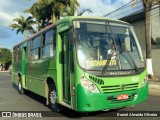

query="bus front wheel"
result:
[48,84,59,112]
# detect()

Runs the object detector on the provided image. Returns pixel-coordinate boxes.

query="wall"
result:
[151,45,160,77]
[130,18,160,77]
[131,20,146,51]
[151,5,160,44]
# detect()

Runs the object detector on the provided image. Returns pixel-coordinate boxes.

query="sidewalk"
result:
[149,78,160,90]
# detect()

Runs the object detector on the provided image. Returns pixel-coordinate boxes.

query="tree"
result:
[61,0,79,16]
[49,0,70,20]
[0,48,12,71]
[142,0,159,78]
[24,2,53,30]
[9,16,36,37]
[25,0,86,30]
[26,0,72,24]
[62,0,91,16]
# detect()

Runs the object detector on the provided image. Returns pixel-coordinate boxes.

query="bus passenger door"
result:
[61,31,71,104]
[22,46,27,88]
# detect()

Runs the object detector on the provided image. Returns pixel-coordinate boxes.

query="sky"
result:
[0,0,143,50]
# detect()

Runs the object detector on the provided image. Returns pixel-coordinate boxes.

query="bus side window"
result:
[17,45,22,61]
[31,36,41,60]
[27,41,31,60]
[42,29,56,58]
[13,47,17,61]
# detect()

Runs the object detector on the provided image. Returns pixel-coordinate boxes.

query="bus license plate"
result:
[117,94,128,100]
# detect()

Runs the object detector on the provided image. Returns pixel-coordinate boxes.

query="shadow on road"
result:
[12,83,46,105]
[12,83,121,118]
[58,107,122,118]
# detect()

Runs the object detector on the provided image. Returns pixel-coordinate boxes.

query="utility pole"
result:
[142,0,153,78]
[141,0,159,79]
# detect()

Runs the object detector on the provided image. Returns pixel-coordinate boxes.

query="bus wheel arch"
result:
[46,77,59,112]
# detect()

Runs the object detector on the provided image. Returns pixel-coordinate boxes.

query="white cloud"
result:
[0,0,36,27]
[0,12,22,27]
[78,0,138,17]
[0,0,141,27]
[78,0,143,19]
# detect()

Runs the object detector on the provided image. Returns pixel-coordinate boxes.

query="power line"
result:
[109,5,142,18]
[105,1,160,19]
[119,4,160,21]
[106,2,160,20]
[103,0,142,17]
[103,0,134,16]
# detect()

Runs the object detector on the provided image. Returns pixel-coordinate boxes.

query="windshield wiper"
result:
[119,53,134,69]
[118,36,138,73]
[101,22,120,75]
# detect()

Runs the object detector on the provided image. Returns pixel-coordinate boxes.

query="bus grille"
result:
[101,83,139,93]
[89,75,104,85]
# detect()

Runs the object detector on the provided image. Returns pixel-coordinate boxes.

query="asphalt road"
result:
[0,72,160,120]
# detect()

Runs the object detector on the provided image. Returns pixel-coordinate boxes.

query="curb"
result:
[148,77,160,81]
[0,71,9,72]
[149,84,160,90]
[148,78,160,90]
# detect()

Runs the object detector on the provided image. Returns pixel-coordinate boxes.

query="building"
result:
[120,5,160,77]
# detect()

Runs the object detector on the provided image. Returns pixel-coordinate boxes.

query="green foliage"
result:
[25,0,70,23]
[24,2,53,30]
[9,16,36,37]
[0,48,12,70]
[10,0,91,32]
[61,0,91,17]
[61,0,79,16]
[24,0,80,30]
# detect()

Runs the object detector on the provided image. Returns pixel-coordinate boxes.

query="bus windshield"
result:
[74,20,145,71]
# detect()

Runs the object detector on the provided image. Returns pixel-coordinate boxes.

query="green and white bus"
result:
[12,16,148,112]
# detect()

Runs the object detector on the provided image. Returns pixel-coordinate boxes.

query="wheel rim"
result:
[18,81,21,91]
[50,90,57,104]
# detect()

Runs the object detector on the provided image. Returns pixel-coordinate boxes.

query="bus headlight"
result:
[80,76,100,93]
[141,77,148,87]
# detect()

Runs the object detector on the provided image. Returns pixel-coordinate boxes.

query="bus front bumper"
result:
[76,82,148,112]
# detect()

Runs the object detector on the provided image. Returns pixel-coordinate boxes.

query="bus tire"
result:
[48,84,59,112]
[18,78,24,94]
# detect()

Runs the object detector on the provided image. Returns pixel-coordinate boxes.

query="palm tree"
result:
[37,0,72,22]
[142,0,159,78]
[9,16,35,38]
[25,0,73,29]
[62,0,91,16]
[24,2,53,29]
[61,0,79,16]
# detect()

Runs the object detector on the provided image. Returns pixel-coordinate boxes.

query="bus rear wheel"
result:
[48,84,59,112]
[18,78,24,94]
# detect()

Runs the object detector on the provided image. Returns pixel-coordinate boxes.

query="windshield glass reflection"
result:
[74,20,145,71]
